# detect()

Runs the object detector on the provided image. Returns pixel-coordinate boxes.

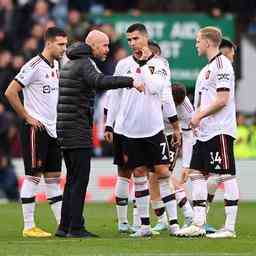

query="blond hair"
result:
[199,26,222,47]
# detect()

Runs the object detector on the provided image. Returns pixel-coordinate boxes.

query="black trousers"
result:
[59,148,92,233]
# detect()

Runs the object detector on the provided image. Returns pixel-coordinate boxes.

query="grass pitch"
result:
[0,202,255,256]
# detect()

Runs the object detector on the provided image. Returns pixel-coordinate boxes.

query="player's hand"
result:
[133,82,145,93]
[139,47,153,61]
[180,168,189,184]
[104,131,113,143]
[189,111,203,134]
[188,111,202,136]
[25,115,44,130]
[172,131,181,147]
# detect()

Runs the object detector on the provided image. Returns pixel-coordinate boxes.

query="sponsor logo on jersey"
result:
[43,85,58,94]
[43,85,50,93]
[155,68,167,77]
[217,73,230,81]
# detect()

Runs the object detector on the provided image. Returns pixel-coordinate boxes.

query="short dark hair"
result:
[172,83,187,105]
[126,23,147,34]
[44,27,67,41]
[219,38,236,51]
[148,40,161,55]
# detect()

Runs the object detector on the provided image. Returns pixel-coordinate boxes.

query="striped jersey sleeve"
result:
[15,56,40,87]
[214,55,234,91]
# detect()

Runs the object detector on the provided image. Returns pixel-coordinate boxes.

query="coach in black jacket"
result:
[56,30,143,238]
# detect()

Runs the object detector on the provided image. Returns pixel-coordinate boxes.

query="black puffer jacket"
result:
[57,42,133,149]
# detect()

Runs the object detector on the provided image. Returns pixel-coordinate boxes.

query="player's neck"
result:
[41,50,54,66]
[206,48,220,62]
[133,51,141,60]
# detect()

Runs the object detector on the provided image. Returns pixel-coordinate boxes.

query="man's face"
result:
[127,30,148,55]
[92,37,109,61]
[195,32,208,56]
[48,36,68,60]
[220,46,235,63]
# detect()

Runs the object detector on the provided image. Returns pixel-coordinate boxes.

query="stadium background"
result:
[0,0,256,203]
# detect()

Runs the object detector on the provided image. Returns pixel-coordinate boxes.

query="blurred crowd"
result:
[0,0,256,200]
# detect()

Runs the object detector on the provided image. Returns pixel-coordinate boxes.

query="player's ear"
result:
[46,40,51,48]
[206,39,210,48]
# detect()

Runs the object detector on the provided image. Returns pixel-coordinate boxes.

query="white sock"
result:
[175,189,193,221]
[191,174,207,227]
[44,177,63,224]
[151,200,167,223]
[115,177,129,224]
[207,175,219,203]
[224,177,239,232]
[134,176,150,226]
[20,176,40,229]
[158,176,178,225]
[132,199,141,227]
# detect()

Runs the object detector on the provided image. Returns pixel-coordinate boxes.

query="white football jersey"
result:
[164,96,193,136]
[181,129,193,168]
[15,54,59,138]
[106,55,176,138]
[194,53,236,141]
[164,96,194,168]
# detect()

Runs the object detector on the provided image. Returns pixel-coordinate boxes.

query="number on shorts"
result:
[169,151,175,162]
[160,142,166,155]
[210,151,222,165]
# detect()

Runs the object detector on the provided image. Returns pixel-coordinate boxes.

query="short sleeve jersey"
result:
[15,54,59,138]
[194,53,236,141]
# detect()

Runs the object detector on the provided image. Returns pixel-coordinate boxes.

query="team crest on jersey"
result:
[149,66,155,74]
[205,70,211,80]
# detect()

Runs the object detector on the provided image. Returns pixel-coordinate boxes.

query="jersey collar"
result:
[132,53,154,67]
[39,53,54,68]
[208,52,222,64]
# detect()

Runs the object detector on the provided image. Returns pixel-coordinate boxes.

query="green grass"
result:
[0,202,255,256]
